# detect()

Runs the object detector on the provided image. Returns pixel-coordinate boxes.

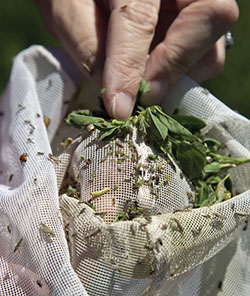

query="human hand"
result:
[35,0,239,120]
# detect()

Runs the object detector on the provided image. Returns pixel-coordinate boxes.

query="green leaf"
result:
[137,116,148,136]
[99,127,119,141]
[209,152,250,165]
[139,78,151,94]
[177,141,206,180]
[203,138,221,152]
[204,162,235,173]
[66,112,104,129]
[171,114,207,131]
[147,109,168,140]
[195,181,216,207]
[153,106,192,137]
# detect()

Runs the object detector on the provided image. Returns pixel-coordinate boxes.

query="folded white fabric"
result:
[0,45,249,296]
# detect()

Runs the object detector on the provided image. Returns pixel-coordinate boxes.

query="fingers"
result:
[143,0,239,104]
[36,0,108,83]
[103,0,161,120]
[188,36,226,83]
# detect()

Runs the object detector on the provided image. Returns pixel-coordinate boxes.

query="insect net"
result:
[0,45,249,296]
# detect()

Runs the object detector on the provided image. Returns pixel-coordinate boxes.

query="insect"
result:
[90,187,110,199]
[48,153,60,164]
[130,223,136,235]
[218,280,223,290]
[169,217,183,233]
[86,124,95,133]
[7,225,11,234]
[84,228,101,239]
[191,227,202,238]
[40,223,55,238]
[20,153,27,163]
[14,237,23,253]
[94,211,107,217]
[27,138,36,144]
[60,137,73,148]
[8,174,14,182]
[202,88,209,95]
[44,116,50,128]
[18,104,25,110]
[155,237,163,252]
[37,152,44,155]
[243,219,249,231]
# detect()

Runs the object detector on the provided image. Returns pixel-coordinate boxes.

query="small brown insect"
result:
[37,152,44,156]
[18,104,25,110]
[94,211,107,217]
[27,138,35,144]
[8,174,14,182]
[130,223,136,235]
[191,227,201,238]
[44,116,50,128]
[7,225,11,234]
[169,217,183,233]
[180,172,184,179]
[85,228,101,239]
[20,153,27,163]
[14,237,23,253]
[243,219,249,231]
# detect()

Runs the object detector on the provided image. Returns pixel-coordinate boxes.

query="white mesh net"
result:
[0,45,249,295]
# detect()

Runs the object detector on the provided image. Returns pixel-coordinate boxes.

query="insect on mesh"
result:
[0,45,250,296]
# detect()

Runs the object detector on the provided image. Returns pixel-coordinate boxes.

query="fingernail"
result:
[141,79,169,106]
[112,92,134,120]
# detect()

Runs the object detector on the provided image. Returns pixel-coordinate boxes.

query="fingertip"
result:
[111,92,134,120]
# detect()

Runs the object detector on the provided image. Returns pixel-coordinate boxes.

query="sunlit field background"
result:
[0,0,249,118]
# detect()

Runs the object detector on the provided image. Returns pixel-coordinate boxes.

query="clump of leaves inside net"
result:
[66,80,250,208]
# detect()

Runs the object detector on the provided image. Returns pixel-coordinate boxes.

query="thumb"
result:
[103,0,160,120]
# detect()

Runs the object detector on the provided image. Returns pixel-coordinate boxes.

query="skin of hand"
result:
[35,0,239,120]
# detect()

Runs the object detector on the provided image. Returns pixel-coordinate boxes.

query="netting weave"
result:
[0,45,249,295]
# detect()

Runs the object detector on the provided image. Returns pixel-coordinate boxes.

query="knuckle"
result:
[163,44,195,82]
[120,1,159,34]
[208,0,239,27]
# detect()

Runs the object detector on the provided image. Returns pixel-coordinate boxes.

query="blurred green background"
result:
[0,0,249,118]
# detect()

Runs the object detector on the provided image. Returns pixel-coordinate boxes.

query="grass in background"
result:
[0,0,249,118]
